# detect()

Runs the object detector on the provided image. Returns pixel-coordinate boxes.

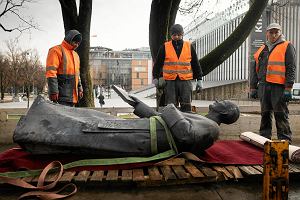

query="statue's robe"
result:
[13,96,219,157]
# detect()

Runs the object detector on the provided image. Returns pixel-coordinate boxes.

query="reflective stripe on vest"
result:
[163,41,193,80]
[253,41,290,85]
[59,45,68,75]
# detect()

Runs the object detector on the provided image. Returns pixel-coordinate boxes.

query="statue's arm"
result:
[160,104,220,154]
[111,85,159,118]
[129,95,159,118]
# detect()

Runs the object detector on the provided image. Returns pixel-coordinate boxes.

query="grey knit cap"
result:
[170,24,184,35]
[64,30,81,43]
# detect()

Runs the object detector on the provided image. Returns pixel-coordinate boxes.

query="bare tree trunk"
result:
[77,0,94,107]
[26,86,30,108]
[0,71,3,100]
[59,0,94,107]
[149,0,181,61]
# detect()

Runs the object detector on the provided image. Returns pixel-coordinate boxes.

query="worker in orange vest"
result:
[46,30,83,107]
[153,24,203,112]
[250,23,296,143]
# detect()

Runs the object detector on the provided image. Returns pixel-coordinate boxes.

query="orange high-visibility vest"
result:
[254,41,290,85]
[163,41,193,80]
[46,40,81,103]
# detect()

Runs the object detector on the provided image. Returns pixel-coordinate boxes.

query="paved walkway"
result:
[0,94,260,109]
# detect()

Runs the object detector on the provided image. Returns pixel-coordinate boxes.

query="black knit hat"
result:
[72,34,82,43]
[170,24,184,35]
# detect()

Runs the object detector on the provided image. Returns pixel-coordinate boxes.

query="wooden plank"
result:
[252,165,264,173]
[184,162,205,178]
[289,165,295,173]
[160,166,177,180]
[59,171,76,182]
[290,164,300,173]
[156,158,185,166]
[213,166,234,180]
[106,170,119,181]
[22,176,33,182]
[132,169,145,181]
[225,166,243,179]
[30,176,39,183]
[44,172,60,182]
[172,165,189,179]
[200,166,218,177]
[121,170,132,181]
[239,166,261,175]
[74,170,90,182]
[148,166,162,181]
[90,171,104,182]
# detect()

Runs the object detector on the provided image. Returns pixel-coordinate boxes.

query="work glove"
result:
[250,89,258,99]
[79,90,83,99]
[283,88,292,102]
[158,77,166,89]
[196,80,203,93]
[49,93,59,102]
[153,78,159,88]
[153,77,166,89]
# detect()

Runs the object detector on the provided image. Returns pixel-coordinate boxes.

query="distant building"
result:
[184,0,300,100]
[89,46,152,91]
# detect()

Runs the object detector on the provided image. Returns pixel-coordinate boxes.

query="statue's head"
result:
[208,100,240,124]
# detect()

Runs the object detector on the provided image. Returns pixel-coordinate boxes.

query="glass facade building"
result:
[89,47,152,91]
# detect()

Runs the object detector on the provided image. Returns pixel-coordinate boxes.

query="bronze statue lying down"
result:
[13,86,240,157]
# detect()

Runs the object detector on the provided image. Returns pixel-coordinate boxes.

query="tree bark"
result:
[59,0,94,107]
[0,71,3,100]
[149,0,181,61]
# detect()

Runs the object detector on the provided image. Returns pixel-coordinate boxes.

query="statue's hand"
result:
[128,95,140,107]
[129,94,159,118]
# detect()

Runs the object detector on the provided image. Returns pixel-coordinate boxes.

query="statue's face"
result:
[208,100,240,124]
[209,100,227,114]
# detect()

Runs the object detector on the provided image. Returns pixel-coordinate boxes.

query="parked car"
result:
[292,83,300,100]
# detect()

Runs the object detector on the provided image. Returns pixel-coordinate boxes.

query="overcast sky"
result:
[0,0,226,65]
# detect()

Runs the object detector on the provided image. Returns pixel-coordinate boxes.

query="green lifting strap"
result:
[152,116,178,154]
[0,117,178,179]
[150,117,158,154]
[0,150,176,179]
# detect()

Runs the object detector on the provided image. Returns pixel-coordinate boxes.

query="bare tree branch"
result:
[179,0,204,15]
[0,0,38,32]
[267,0,291,22]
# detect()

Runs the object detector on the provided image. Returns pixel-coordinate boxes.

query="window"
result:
[293,89,300,96]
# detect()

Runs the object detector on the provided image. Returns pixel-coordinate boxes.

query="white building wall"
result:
[185,13,249,82]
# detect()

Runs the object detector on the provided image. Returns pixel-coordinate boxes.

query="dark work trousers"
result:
[165,78,193,112]
[258,82,292,142]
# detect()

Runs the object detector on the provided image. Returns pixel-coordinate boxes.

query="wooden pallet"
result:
[18,160,300,187]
